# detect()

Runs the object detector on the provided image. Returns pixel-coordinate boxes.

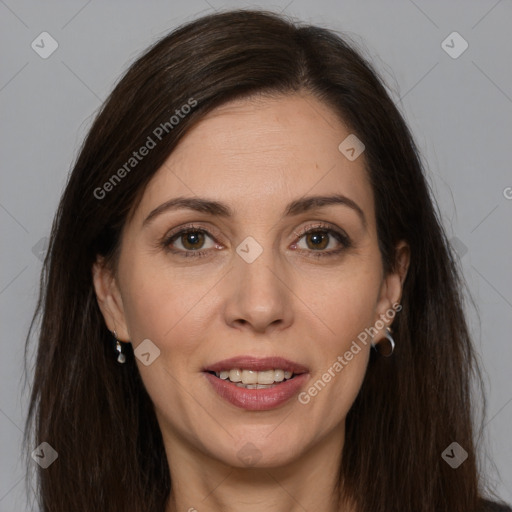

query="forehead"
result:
[134,93,374,225]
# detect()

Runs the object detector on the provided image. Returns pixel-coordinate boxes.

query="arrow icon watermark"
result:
[134,339,161,366]
[338,134,365,161]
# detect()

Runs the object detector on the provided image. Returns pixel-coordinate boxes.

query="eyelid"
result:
[291,222,351,252]
[159,223,222,253]
[293,221,344,238]
[164,222,222,240]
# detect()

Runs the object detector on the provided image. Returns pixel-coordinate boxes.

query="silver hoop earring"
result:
[113,330,126,364]
[383,327,395,357]
[371,327,395,357]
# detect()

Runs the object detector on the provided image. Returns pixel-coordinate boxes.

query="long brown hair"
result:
[23,9,505,512]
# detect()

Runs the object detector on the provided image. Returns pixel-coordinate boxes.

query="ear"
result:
[374,240,410,343]
[92,256,130,341]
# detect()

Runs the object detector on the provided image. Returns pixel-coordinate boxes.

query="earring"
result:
[371,326,395,357]
[113,330,126,364]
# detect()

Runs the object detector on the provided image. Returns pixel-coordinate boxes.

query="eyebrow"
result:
[143,193,367,228]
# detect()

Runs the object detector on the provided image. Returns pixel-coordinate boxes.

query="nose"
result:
[223,245,294,335]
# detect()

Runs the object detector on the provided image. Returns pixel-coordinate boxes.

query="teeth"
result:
[238,383,275,389]
[236,382,275,389]
[229,369,242,382]
[257,370,275,385]
[213,368,296,384]
[242,369,258,385]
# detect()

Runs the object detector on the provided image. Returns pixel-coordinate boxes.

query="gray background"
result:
[1,0,510,509]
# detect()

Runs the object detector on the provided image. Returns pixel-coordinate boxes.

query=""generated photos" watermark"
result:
[298,302,402,404]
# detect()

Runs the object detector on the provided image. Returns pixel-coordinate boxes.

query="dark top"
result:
[481,499,512,511]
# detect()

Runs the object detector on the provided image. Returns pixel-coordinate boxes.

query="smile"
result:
[203,356,310,410]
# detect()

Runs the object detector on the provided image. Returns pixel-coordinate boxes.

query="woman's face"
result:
[94,93,407,469]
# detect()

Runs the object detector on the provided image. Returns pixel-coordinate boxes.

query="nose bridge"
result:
[224,231,293,332]
[236,232,285,300]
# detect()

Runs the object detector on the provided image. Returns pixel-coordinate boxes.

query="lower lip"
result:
[204,372,309,411]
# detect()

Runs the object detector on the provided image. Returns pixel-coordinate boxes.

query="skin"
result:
[93,92,409,512]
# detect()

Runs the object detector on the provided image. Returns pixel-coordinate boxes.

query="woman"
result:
[24,9,511,512]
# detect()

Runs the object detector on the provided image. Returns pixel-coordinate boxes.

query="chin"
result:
[204,428,308,469]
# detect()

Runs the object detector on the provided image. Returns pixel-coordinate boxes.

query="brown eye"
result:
[165,228,217,254]
[180,231,206,250]
[304,231,330,250]
[293,224,351,259]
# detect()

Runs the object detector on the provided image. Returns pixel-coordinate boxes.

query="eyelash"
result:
[160,222,352,259]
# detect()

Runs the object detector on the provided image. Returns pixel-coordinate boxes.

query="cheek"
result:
[300,330,371,437]
[298,263,381,424]
[119,250,215,346]
[301,256,382,343]
[118,261,216,433]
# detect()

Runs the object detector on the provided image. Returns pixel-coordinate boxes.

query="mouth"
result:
[205,368,301,389]
[202,356,309,410]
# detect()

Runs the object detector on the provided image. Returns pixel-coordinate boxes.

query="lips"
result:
[203,356,310,411]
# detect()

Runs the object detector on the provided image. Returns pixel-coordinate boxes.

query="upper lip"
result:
[204,356,309,374]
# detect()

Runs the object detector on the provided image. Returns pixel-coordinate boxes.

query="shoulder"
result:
[479,499,512,512]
